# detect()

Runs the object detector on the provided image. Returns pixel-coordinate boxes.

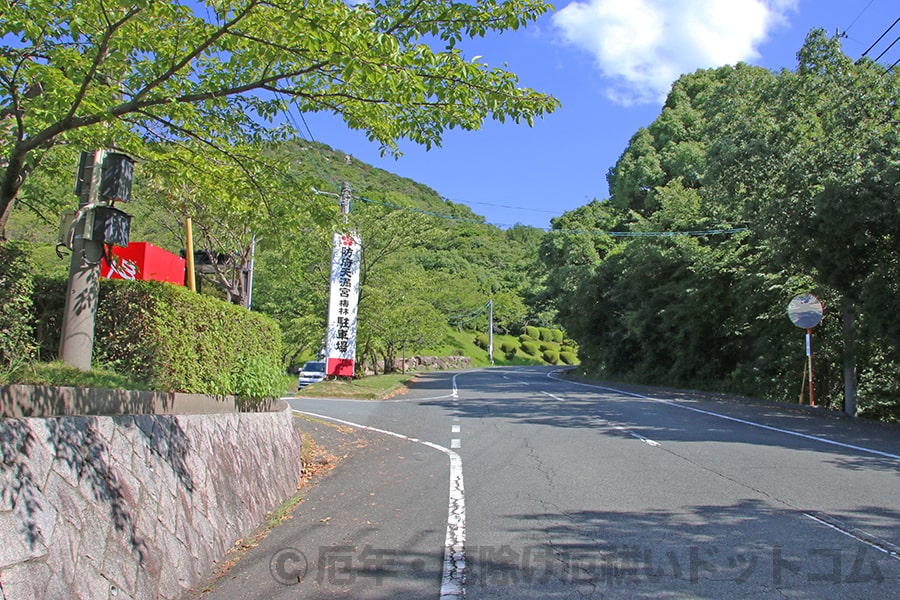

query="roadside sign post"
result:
[787,294,824,406]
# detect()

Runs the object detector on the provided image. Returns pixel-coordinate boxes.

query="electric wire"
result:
[354,193,747,237]
[873,34,900,63]
[440,195,561,215]
[448,300,491,326]
[844,0,879,39]
[860,17,900,58]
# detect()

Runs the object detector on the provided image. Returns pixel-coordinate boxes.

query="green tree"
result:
[0,0,559,239]
[708,30,900,414]
[359,262,445,373]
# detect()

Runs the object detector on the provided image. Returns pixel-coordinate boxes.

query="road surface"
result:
[195,366,900,599]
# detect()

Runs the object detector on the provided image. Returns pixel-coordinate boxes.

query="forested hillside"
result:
[538,30,900,420]
[5,136,559,375]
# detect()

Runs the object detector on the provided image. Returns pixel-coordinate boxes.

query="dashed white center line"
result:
[541,391,566,402]
[451,424,460,433]
[293,409,466,598]
[451,438,461,449]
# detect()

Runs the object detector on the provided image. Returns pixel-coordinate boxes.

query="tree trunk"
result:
[0,196,13,241]
[841,298,858,416]
[0,148,28,241]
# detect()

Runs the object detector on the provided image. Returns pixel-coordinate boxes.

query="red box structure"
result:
[101,241,185,286]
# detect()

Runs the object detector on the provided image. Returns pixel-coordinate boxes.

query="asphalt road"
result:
[193,366,900,599]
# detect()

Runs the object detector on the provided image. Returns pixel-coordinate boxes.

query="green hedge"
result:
[475,333,490,350]
[95,280,283,399]
[0,243,36,372]
[524,325,540,339]
[31,276,67,361]
[521,341,539,356]
[538,327,553,342]
[550,329,564,343]
[518,334,533,343]
[542,350,559,364]
[32,278,283,401]
[560,352,577,365]
[499,341,518,353]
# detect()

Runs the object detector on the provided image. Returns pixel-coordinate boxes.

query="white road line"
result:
[803,512,900,561]
[548,372,900,461]
[541,391,566,402]
[452,425,460,433]
[291,393,456,403]
[596,418,662,448]
[293,410,466,598]
[451,439,461,449]
[629,432,661,447]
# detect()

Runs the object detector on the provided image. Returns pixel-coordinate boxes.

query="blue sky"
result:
[302,0,899,230]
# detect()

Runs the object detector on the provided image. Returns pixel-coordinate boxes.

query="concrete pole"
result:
[59,149,106,371]
[488,298,494,365]
[339,182,351,223]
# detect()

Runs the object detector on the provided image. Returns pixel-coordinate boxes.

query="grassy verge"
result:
[296,372,418,400]
[2,360,149,390]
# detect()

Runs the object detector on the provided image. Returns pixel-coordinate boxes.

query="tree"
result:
[0,0,559,239]
[358,262,445,373]
[708,30,900,415]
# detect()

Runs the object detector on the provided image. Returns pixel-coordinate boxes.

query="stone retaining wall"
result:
[0,397,303,600]
[363,354,472,375]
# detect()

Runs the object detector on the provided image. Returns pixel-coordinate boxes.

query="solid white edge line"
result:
[803,512,900,561]
[293,409,466,598]
[547,371,900,461]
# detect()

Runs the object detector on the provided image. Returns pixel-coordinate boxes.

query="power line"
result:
[873,34,900,62]
[843,0,878,38]
[548,227,749,238]
[354,193,748,238]
[448,300,492,326]
[860,16,900,58]
[440,195,561,215]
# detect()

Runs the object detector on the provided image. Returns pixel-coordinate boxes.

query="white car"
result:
[297,360,326,389]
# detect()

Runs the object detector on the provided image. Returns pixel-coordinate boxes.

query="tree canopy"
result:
[0,0,559,238]
[540,30,900,419]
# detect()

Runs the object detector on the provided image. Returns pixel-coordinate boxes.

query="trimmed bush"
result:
[521,341,539,356]
[524,325,540,339]
[0,243,36,372]
[542,350,559,364]
[539,342,560,353]
[518,334,533,343]
[92,280,284,399]
[500,340,518,360]
[538,327,553,342]
[551,329,564,343]
[560,352,577,365]
[475,333,490,350]
[560,346,576,354]
[499,341,518,354]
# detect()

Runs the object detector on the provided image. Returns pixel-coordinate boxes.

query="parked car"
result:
[297,360,326,389]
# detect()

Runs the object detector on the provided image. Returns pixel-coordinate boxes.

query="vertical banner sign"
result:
[325,232,362,377]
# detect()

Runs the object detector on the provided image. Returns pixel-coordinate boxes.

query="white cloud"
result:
[552,0,798,105]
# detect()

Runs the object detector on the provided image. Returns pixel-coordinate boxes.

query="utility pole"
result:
[339,181,351,223]
[488,298,494,365]
[59,150,133,371]
[58,150,107,371]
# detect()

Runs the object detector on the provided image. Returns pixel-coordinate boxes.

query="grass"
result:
[2,360,149,390]
[296,372,418,400]
[435,328,548,367]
